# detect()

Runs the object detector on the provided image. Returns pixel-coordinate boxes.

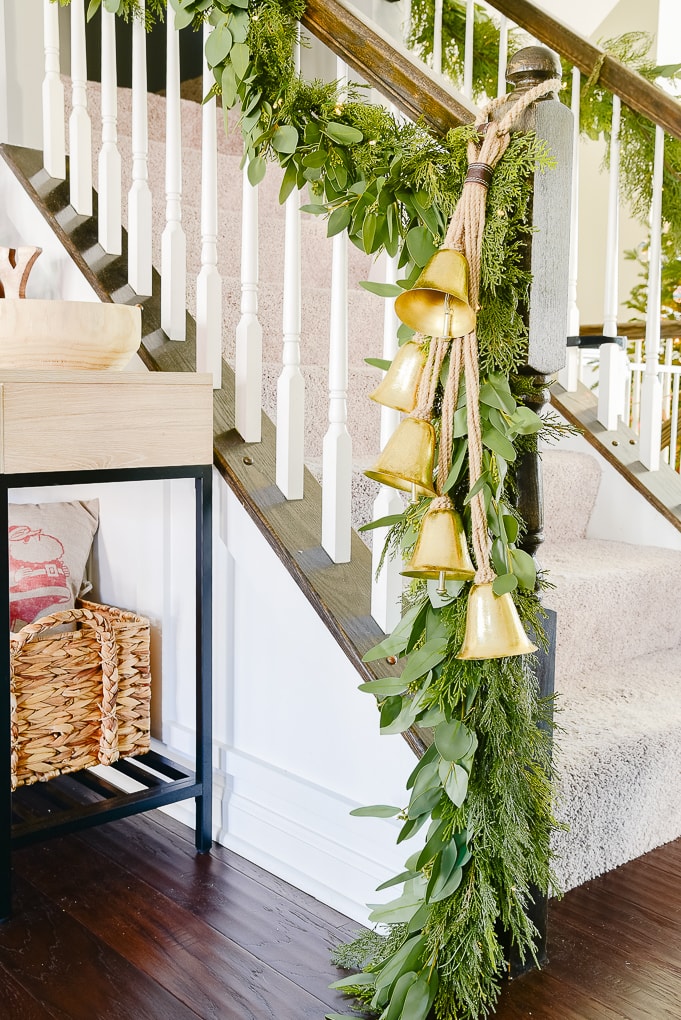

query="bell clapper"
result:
[411,482,417,503]
[442,292,452,338]
[436,570,448,597]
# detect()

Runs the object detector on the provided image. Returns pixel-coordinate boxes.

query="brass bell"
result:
[457,582,538,660]
[395,250,476,339]
[369,341,426,413]
[365,416,437,497]
[401,504,475,591]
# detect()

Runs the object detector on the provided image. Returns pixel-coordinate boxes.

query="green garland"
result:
[56,1,563,1016]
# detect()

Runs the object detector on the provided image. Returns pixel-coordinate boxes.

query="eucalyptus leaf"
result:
[362,599,427,661]
[397,323,416,342]
[349,804,402,818]
[443,438,468,492]
[230,41,250,82]
[406,225,437,268]
[434,719,475,762]
[86,0,102,19]
[368,893,423,925]
[510,547,537,590]
[397,813,429,844]
[278,160,298,205]
[452,405,468,438]
[359,280,403,297]
[407,784,442,820]
[357,676,408,697]
[406,741,439,790]
[103,0,122,12]
[503,514,519,544]
[492,572,518,596]
[438,759,469,807]
[401,974,433,1020]
[416,704,447,728]
[325,121,364,145]
[429,864,463,903]
[381,688,428,736]
[329,972,376,990]
[358,512,404,533]
[363,212,379,253]
[384,972,419,1020]
[464,475,491,506]
[374,934,427,997]
[375,869,419,892]
[328,205,352,236]
[380,695,405,731]
[229,8,249,42]
[299,204,327,216]
[479,380,515,413]
[365,357,392,371]
[482,426,517,462]
[415,820,448,869]
[271,124,299,154]
[400,636,449,685]
[412,192,441,236]
[205,23,233,66]
[302,150,328,168]
[246,155,266,187]
[511,404,543,435]
[221,63,238,108]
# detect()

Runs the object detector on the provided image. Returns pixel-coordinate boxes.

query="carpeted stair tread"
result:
[553,642,681,891]
[542,537,681,674]
[542,449,602,541]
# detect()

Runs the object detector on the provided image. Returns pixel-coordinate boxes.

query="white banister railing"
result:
[42,0,65,181]
[69,0,92,215]
[128,0,152,296]
[276,36,305,501]
[235,163,262,432]
[98,7,121,255]
[197,22,223,389]
[161,0,186,341]
[558,65,581,392]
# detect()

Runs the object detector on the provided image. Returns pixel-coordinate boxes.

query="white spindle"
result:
[433,0,443,75]
[631,338,643,431]
[558,68,581,392]
[161,0,186,340]
[69,0,91,213]
[0,2,8,144]
[98,8,122,254]
[276,37,305,499]
[663,337,673,415]
[42,0,65,180]
[597,96,625,431]
[639,125,665,470]
[671,373,680,472]
[496,15,508,98]
[463,0,475,99]
[322,57,352,563]
[197,22,223,389]
[322,230,352,562]
[128,0,152,295]
[602,96,621,339]
[235,164,262,428]
[371,252,403,633]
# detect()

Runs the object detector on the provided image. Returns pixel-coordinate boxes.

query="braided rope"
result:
[439,78,560,583]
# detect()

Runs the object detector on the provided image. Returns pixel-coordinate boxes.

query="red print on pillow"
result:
[9,525,71,628]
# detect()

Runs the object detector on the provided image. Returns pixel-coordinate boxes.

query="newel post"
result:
[505,45,573,972]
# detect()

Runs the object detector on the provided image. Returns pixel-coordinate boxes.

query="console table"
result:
[0,371,214,920]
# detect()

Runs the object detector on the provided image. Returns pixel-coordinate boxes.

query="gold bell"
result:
[395,250,476,339]
[369,341,426,414]
[457,582,538,660]
[401,504,475,592]
[365,417,437,497]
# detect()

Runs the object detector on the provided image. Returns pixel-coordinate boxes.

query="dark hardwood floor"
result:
[3,784,681,1019]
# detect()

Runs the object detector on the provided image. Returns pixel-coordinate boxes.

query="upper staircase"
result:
[2,0,681,911]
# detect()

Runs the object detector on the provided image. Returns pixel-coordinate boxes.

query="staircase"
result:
[3,0,681,915]
[56,73,681,894]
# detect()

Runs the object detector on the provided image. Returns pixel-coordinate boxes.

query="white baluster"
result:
[276,36,305,500]
[69,0,91,213]
[558,67,581,391]
[639,125,665,470]
[235,163,262,430]
[433,0,443,75]
[42,0,65,180]
[671,373,680,472]
[197,21,223,388]
[322,230,352,562]
[663,337,673,416]
[597,94,625,431]
[0,2,8,144]
[128,0,152,295]
[496,15,508,98]
[99,7,122,254]
[371,252,403,633]
[632,337,643,431]
[463,0,475,99]
[161,0,186,340]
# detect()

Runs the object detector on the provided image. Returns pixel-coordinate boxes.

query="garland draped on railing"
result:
[55,2,565,1016]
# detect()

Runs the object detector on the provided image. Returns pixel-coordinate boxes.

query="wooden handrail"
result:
[485,0,681,142]
[300,0,476,136]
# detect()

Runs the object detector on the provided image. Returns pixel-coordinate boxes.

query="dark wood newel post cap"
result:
[506,45,562,95]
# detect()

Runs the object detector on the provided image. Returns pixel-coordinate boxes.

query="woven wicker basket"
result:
[10,598,151,791]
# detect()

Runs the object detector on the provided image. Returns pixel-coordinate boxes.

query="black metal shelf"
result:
[1,463,213,920]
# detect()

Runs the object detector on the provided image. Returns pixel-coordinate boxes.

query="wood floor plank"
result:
[0,876,201,1020]
[494,969,628,1020]
[0,965,59,1020]
[14,832,347,1019]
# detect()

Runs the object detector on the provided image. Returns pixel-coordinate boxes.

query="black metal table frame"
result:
[0,463,213,921]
